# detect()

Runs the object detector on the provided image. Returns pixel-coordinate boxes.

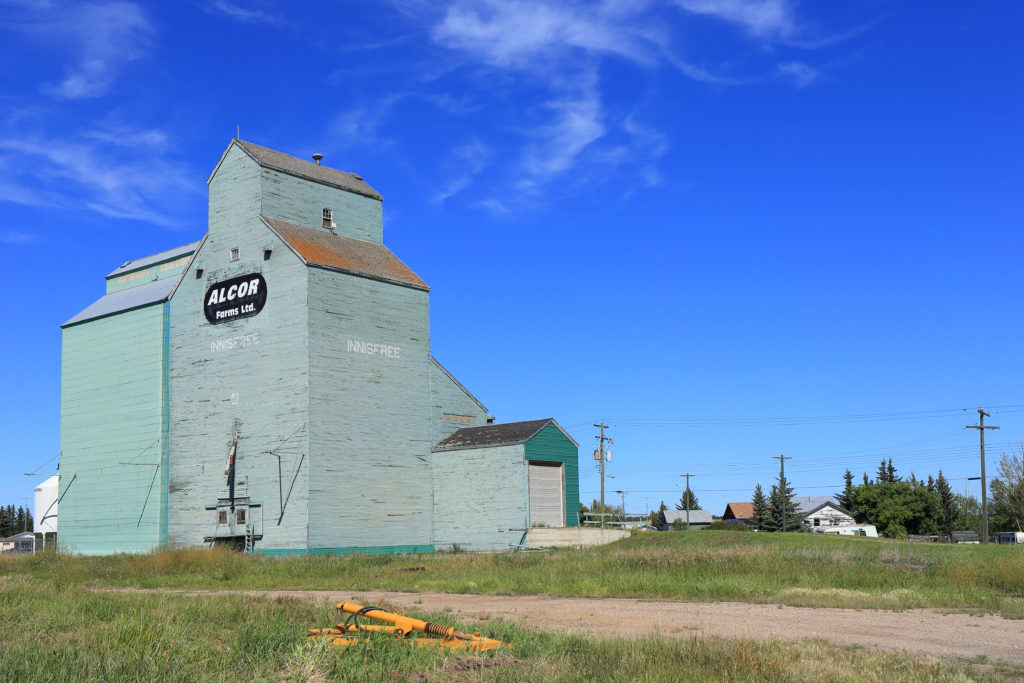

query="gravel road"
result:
[245,589,1024,666]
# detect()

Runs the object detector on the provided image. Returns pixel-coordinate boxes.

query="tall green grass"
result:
[5,531,1024,612]
[0,576,985,681]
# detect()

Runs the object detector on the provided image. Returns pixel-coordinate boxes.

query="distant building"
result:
[0,532,35,554]
[663,509,712,530]
[795,498,854,528]
[949,531,980,544]
[33,475,58,548]
[722,502,754,525]
[996,532,1024,544]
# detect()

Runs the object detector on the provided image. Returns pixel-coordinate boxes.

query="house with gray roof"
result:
[662,509,713,530]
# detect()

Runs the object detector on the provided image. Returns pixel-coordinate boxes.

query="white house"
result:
[793,497,855,528]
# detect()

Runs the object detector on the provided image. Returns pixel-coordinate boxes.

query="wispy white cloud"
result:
[434,138,490,203]
[378,0,848,209]
[777,61,818,88]
[432,0,658,69]
[519,84,605,189]
[0,124,199,226]
[676,0,795,40]
[206,0,277,25]
[42,2,153,99]
[329,94,408,149]
[0,230,44,245]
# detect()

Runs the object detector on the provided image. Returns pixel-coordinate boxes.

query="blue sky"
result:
[2,1,1023,518]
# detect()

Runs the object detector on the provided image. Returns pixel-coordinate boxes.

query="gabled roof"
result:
[664,509,713,525]
[262,217,428,291]
[213,139,383,201]
[433,418,576,451]
[793,496,836,515]
[62,276,180,327]
[723,502,754,520]
[802,501,854,518]
[105,241,200,279]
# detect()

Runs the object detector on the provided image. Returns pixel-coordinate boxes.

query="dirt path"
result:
[152,588,1024,666]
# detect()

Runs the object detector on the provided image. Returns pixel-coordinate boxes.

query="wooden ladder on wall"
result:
[244,524,255,554]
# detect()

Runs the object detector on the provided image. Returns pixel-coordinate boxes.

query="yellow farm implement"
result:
[308,602,509,651]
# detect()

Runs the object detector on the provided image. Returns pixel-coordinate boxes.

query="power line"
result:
[603,405,1024,428]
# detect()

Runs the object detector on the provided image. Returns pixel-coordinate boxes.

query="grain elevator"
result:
[59,139,578,555]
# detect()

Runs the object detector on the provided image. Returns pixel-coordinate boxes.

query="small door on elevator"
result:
[528,461,564,527]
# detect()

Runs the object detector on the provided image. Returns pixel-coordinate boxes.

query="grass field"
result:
[0,573,992,681]
[3,532,1022,680]
[8,531,1024,614]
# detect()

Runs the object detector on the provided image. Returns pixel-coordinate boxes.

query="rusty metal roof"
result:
[234,140,382,200]
[723,502,754,520]
[433,419,557,451]
[263,217,428,291]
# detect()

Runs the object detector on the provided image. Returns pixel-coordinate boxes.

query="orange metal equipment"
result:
[307,602,509,651]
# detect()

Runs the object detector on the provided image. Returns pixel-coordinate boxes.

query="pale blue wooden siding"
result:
[429,359,489,445]
[59,303,168,554]
[260,167,383,244]
[167,146,310,550]
[432,444,527,551]
[105,259,191,294]
[305,268,433,550]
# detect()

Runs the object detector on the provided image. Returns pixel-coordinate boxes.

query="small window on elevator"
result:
[322,208,335,229]
[229,247,240,262]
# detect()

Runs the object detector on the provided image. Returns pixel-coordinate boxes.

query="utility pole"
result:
[772,455,791,532]
[966,408,999,544]
[681,473,694,530]
[615,490,627,524]
[594,421,613,528]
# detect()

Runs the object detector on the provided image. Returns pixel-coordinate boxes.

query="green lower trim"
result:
[255,544,435,557]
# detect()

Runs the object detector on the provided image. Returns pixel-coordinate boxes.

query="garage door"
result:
[528,462,564,527]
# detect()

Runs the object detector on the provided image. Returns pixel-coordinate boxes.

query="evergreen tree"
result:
[876,459,888,483]
[648,501,669,528]
[934,471,956,534]
[751,484,768,530]
[675,488,700,511]
[886,458,899,483]
[764,471,801,532]
[836,469,856,512]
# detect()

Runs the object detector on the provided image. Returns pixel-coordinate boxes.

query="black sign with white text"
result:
[204,273,267,324]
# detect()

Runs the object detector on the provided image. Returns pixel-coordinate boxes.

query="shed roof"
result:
[63,276,180,327]
[723,502,754,520]
[223,139,383,201]
[263,217,428,291]
[664,509,713,525]
[433,418,575,451]
[105,241,200,279]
